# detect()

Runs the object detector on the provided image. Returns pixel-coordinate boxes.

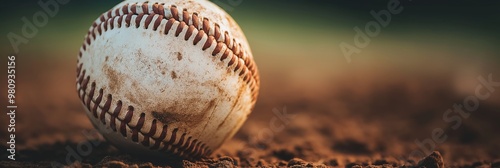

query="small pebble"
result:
[416,151,445,168]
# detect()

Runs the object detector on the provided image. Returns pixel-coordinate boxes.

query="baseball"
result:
[76,0,259,160]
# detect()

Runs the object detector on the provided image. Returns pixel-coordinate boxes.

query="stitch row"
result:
[78,1,259,100]
[76,63,211,159]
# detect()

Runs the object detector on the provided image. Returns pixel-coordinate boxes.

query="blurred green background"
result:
[1,0,500,162]
[1,0,499,66]
[2,0,499,105]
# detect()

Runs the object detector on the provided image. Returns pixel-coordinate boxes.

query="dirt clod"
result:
[417,151,445,168]
[288,158,307,166]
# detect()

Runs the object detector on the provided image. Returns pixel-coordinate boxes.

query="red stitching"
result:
[76,69,210,159]
[114,6,120,16]
[117,15,123,28]
[136,13,145,28]
[228,55,236,66]
[131,3,137,14]
[101,95,112,124]
[193,30,204,45]
[164,18,175,35]
[221,49,231,61]
[143,119,157,146]
[122,4,129,15]
[77,1,261,160]
[153,15,163,31]
[153,3,160,14]
[185,25,195,41]
[171,5,179,20]
[214,24,221,40]
[99,14,106,22]
[110,100,122,131]
[203,36,215,50]
[235,59,243,73]
[106,10,112,18]
[103,18,109,32]
[202,18,210,34]
[175,21,186,37]
[125,13,134,27]
[182,9,190,23]
[76,63,82,77]
[142,2,149,14]
[224,31,231,48]
[110,17,116,30]
[145,14,155,29]
[192,13,200,29]
[150,125,168,150]
[131,113,145,142]
[93,89,103,118]
[212,43,224,56]
[82,3,259,91]
[97,22,104,35]
[86,82,96,110]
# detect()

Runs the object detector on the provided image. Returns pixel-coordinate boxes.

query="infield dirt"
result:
[1,58,499,167]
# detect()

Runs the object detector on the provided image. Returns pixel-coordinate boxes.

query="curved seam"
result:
[76,68,210,159]
[79,1,259,100]
[76,1,260,159]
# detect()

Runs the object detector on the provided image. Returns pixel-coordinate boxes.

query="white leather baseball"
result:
[76,0,259,160]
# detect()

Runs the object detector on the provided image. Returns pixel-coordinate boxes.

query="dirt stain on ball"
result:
[152,99,217,127]
[103,64,123,92]
[176,52,183,61]
[171,71,178,79]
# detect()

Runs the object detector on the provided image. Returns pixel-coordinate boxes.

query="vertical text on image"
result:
[7,55,17,161]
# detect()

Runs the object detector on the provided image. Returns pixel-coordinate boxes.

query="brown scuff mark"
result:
[171,71,178,79]
[155,59,166,73]
[216,85,227,98]
[136,48,143,58]
[233,86,245,109]
[200,99,218,132]
[105,56,109,62]
[125,81,140,105]
[152,111,181,125]
[218,85,245,129]
[125,92,137,105]
[153,99,216,127]
[176,52,183,60]
[103,64,122,93]
[204,99,217,114]
[229,85,245,113]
